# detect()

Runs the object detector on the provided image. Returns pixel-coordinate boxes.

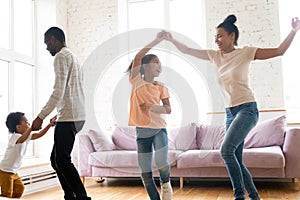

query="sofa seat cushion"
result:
[243,146,285,168]
[89,151,137,168]
[177,150,224,168]
[89,150,182,168]
[176,146,284,169]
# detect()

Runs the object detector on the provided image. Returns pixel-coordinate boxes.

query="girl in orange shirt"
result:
[126,31,172,200]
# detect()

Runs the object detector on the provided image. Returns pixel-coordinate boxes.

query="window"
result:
[0,0,35,157]
[0,0,10,49]
[128,0,164,30]
[14,0,34,56]
[93,0,208,131]
[14,62,34,119]
[278,0,300,123]
[0,61,9,155]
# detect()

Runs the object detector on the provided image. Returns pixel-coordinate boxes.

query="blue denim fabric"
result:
[220,102,260,200]
[136,127,170,200]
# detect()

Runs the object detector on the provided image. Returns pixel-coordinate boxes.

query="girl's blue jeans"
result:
[136,127,170,200]
[220,102,260,200]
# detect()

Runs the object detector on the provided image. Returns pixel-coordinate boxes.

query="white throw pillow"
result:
[87,129,116,151]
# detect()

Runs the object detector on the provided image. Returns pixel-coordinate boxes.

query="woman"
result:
[164,15,300,200]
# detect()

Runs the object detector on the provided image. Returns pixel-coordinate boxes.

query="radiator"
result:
[20,166,59,195]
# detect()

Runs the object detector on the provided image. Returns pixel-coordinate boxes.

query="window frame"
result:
[0,0,36,157]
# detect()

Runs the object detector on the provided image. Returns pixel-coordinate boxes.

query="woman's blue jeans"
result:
[220,102,260,200]
[136,127,170,200]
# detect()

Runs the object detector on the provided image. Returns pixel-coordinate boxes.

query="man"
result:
[32,27,90,200]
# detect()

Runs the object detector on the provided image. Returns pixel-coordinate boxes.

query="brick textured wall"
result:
[66,0,118,64]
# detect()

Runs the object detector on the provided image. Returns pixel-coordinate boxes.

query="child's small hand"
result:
[50,116,57,126]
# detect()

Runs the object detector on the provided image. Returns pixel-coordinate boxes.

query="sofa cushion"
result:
[176,146,284,169]
[244,115,286,148]
[243,146,285,168]
[196,124,225,150]
[89,150,138,168]
[112,125,137,150]
[87,129,116,151]
[167,123,198,151]
[89,150,181,168]
[177,149,224,168]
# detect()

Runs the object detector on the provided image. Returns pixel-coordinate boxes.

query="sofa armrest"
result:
[77,133,95,177]
[283,128,300,178]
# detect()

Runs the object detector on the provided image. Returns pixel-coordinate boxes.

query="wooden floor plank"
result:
[21,178,300,200]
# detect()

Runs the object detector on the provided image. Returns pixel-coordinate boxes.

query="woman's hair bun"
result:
[224,14,237,24]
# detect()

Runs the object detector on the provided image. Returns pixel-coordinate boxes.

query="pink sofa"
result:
[78,115,300,188]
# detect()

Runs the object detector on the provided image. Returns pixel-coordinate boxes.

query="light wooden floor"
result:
[21,177,300,200]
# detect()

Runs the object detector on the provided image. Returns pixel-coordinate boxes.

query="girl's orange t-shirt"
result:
[128,74,170,128]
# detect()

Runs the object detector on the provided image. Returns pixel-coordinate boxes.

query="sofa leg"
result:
[293,178,300,190]
[180,177,183,189]
[96,177,106,183]
[80,176,85,185]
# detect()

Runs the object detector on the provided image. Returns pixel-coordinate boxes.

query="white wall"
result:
[67,0,118,64]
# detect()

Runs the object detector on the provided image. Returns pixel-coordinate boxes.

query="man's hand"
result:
[32,116,43,131]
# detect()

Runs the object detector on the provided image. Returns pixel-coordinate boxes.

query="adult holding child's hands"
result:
[32,26,90,199]
[32,116,43,131]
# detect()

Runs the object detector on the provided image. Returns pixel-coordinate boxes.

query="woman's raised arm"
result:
[255,17,300,60]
